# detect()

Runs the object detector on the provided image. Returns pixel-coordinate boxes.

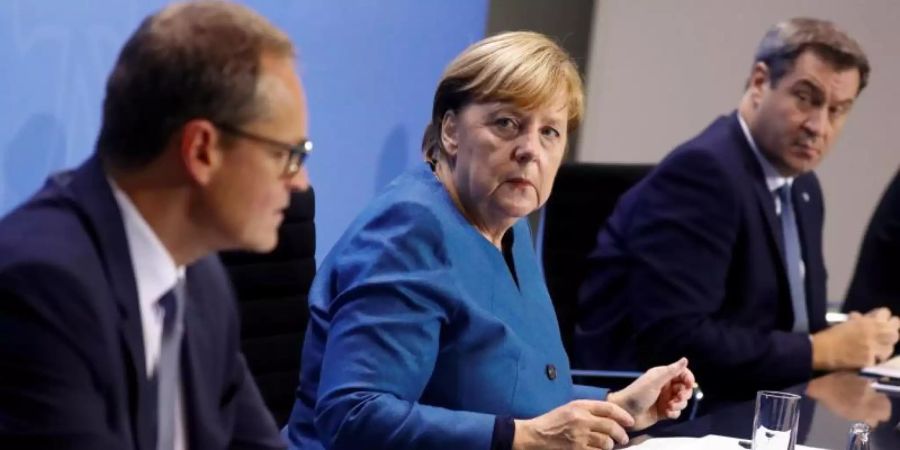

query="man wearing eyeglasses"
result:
[0,2,308,449]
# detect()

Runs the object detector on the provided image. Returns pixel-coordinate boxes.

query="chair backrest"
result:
[219,187,316,426]
[538,162,653,356]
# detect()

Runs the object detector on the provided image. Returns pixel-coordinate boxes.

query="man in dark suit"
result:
[846,170,900,320]
[575,17,899,404]
[0,1,310,448]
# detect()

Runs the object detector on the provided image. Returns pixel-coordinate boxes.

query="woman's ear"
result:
[440,110,460,158]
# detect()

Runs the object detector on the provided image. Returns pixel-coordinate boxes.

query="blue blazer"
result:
[575,113,828,402]
[286,164,606,450]
[0,156,284,450]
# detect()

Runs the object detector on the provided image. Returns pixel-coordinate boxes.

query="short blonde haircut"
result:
[422,31,583,162]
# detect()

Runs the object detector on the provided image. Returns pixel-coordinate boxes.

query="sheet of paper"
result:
[625,434,831,450]
[862,355,900,379]
[700,434,831,450]
[872,380,900,394]
[623,437,699,449]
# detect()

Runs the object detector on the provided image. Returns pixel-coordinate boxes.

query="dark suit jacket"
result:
[575,112,828,402]
[845,169,900,319]
[0,156,284,450]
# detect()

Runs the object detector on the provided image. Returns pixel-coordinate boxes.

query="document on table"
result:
[862,355,900,379]
[625,434,830,449]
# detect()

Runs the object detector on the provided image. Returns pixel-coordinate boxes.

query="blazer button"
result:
[545,363,557,381]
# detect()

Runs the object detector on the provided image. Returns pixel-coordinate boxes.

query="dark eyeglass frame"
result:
[214,122,312,177]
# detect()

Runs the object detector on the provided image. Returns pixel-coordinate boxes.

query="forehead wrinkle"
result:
[476,95,567,122]
[828,73,861,104]
[792,72,856,106]
[792,53,860,99]
[793,78,825,94]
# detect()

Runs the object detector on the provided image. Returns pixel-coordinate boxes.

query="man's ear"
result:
[178,119,221,186]
[746,62,771,109]
[440,110,460,158]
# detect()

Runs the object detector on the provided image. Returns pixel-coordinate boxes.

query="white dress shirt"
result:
[110,179,187,450]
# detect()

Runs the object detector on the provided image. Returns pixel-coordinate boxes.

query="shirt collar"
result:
[108,177,184,307]
[737,112,794,193]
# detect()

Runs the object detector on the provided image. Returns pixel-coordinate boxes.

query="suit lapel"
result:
[726,114,826,330]
[726,114,788,273]
[66,155,157,450]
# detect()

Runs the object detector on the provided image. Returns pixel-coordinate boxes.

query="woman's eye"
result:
[495,117,517,130]
[542,127,560,138]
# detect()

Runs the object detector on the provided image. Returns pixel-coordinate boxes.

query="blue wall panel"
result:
[0,0,488,262]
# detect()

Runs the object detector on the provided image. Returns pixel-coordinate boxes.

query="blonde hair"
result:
[422,31,583,163]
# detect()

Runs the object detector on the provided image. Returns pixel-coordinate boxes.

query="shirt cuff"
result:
[491,415,515,450]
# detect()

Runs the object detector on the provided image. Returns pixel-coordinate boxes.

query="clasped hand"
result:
[513,358,695,450]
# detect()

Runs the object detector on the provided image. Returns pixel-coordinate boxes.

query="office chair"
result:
[220,187,316,426]
[538,162,701,420]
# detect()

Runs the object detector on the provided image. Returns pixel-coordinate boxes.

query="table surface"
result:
[649,371,900,449]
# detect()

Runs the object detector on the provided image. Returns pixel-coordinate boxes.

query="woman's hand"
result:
[607,358,695,430]
[512,399,635,450]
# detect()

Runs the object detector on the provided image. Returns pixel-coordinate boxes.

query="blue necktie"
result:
[156,280,185,450]
[777,184,808,333]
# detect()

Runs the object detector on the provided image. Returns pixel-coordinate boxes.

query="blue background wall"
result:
[0,0,487,262]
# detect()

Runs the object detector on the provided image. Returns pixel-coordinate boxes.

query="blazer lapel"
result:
[730,112,784,260]
[727,114,788,272]
[67,155,157,450]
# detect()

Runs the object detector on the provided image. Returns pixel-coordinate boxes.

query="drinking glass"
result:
[846,422,870,450]
[751,391,800,450]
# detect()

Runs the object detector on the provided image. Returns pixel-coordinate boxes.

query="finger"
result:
[668,357,689,373]
[675,384,694,403]
[874,329,899,346]
[876,345,894,363]
[866,307,891,321]
[587,432,616,450]
[643,358,690,389]
[672,375,696,397]
[586,418,630,445]
[873,323,900,344]
[849,311,863,320]
[668,398,689,412]
[664,381,689,400]
[667,366,695,387]
[586,401,635,427]
[873,319,900,333]
[665,390,690,407]
[673,375,696,394]
[888,316,900,330]
[862,350,877,368]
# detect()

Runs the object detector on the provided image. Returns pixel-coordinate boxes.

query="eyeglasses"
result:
[214,122,312,177]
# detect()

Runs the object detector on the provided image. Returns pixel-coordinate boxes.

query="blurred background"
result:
[1,0,897,305]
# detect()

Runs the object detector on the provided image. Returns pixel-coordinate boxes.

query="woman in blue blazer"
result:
[286,31,695,450]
